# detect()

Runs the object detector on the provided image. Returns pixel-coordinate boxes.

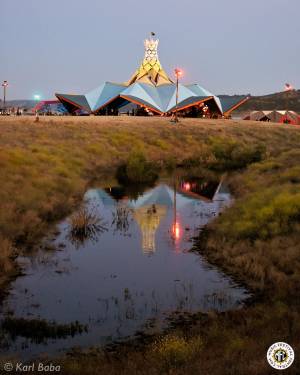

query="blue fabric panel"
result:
[85,84,105,110]
[186,84,213,97]
[122,83,163,112]
[121,94,162,113]
[92,83,126,111]
[174,96,208,110]
[156,84,176,112]
[218,96,247,113]
[137,83,164,112]
[56,93,91,111]
[166,84,196,112]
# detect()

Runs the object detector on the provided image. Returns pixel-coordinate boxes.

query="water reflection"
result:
[134,205,167,254]
[179,178,222,201]
[111,204,133,236]
[0,178,248,360]
[95,179,230,255]
[70,179,233,255]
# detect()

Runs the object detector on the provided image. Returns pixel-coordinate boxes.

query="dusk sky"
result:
[1,0,299,100]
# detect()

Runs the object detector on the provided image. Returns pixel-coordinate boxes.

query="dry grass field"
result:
[1,116,300,374]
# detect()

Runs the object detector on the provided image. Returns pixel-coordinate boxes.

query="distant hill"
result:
[219,90,300,114]
[0,100,36,109]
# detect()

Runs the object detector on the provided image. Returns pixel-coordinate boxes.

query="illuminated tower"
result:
[126,35,173,86]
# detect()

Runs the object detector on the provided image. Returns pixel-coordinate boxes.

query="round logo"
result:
[267,342,294,370]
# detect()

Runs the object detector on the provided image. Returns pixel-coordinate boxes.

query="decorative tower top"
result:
[126,34,173,86]
[144,38,159,63]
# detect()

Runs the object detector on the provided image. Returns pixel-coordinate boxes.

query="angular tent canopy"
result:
[56,36,248,116]
[244,110,300,124]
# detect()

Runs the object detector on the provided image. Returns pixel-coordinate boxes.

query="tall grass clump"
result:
[68,207,107,244]
[209,137,266,170]
[0,236,15,273]
[152,334,203,371]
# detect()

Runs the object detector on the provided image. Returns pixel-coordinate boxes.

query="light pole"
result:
[174,68,182,123]
[2,80,8,113]
[33,94,41,119]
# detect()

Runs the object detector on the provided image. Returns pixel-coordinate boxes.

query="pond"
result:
[0,178,249,359]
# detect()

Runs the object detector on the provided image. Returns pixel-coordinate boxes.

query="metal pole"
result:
[2,81,8,113]
[3,84,6,110]
[175,73,179,123]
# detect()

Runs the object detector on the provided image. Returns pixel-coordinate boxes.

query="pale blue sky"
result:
[1,0,299,99]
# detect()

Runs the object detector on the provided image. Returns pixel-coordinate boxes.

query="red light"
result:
[174,68,183,77]
[183,182,191,191]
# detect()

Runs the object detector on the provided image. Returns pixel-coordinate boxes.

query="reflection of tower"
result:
[134,204,167,255]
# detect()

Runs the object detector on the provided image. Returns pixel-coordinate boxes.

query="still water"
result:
[0,179,249,359]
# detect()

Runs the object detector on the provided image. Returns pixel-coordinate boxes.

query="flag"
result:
[285,83,294,91]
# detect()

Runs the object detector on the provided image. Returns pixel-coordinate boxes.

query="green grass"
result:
[198,149,300,295]
[1,116,300,374]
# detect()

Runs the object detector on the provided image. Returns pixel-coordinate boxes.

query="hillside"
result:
[220,90,300,113]
[0,99,36,109]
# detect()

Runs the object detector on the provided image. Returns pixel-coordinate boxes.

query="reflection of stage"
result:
[133,205,167,255]
[89,179,229,255]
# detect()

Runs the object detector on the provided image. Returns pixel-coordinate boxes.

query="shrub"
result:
[217,189,300,241]
[152,334,203,370]
[163,156,177,171]
[116,150,159,184]
[280,166,300,183]
[209,137,266,170]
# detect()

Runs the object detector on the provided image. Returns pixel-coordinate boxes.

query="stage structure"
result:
[56,35,247,117]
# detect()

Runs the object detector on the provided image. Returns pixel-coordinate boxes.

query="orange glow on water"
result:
[183,182,191,191]
[172,221,181,240]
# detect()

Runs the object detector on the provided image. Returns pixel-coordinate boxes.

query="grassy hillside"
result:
[1,116,300,374]
[226,90,300,113]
